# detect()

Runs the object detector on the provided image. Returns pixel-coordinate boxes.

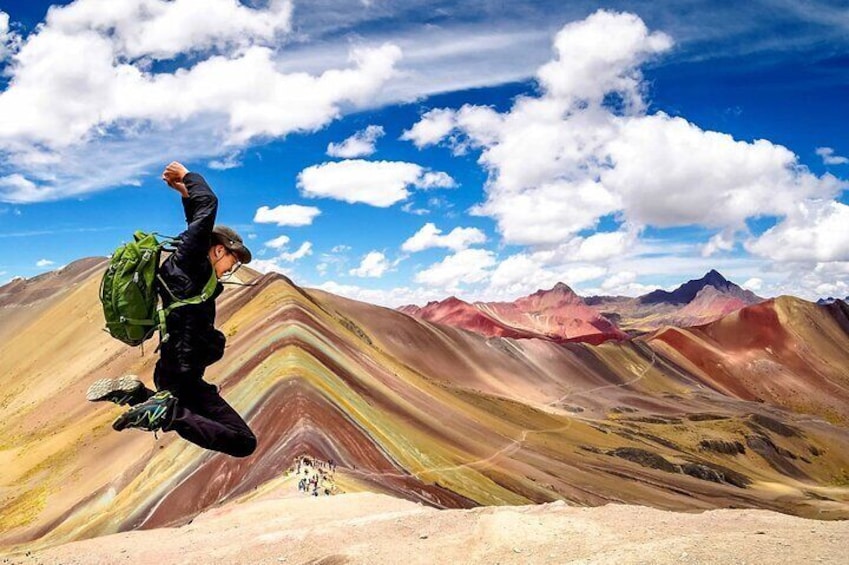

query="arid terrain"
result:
[2,259,849,562]
[8,491,849,565]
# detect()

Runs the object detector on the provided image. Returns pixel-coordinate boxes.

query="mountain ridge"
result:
[400,270,764,339]
[2,259,849,555]
[400,282,625,344]
[639,269,762,305]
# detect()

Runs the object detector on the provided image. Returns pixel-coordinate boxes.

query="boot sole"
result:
[86,375,143,404]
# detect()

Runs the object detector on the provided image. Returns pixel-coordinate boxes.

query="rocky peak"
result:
[703,269,729,287]
[530,282,578,298]
[640,270,744,306]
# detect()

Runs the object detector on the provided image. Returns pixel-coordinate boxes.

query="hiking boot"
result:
[112,391,178,432]
[86,375,147,406]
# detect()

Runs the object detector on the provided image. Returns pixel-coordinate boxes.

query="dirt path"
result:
[347,350,659,483]
[8,492,847,565]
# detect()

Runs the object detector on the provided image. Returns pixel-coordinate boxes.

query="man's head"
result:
[208,225,252,278]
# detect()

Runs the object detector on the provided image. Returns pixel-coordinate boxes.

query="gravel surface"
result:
[5,492,848,565]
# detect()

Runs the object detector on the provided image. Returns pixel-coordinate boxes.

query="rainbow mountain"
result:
[2,258,849,554]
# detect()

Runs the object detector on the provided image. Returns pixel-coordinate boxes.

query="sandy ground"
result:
[5,490,848,565]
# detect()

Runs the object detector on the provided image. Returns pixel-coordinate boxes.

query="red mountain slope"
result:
[649,296,849,423]
[400,283,625,343]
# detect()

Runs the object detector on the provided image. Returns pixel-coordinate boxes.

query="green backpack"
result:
[100,231,218,348]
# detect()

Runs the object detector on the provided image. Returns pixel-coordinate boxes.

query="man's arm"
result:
[162,161,218,268]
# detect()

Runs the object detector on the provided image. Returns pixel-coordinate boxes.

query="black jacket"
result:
[158,172,225,374]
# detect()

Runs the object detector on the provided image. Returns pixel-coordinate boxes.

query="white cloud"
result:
[572,230,633,262]
[250,240,312,273]
[45,0,293,61]
[485,249,607,299]
[774,261,849,300]
[248,258,293,276]
[1,39,401,149]
[603,115,840,229]
[0,174,46,203]
[299,160,415,206]
[743,277,763,292]
[401,201,430,215]
[415,248,496,289]
[280,242,312,262]
[563,265,609,284]
[0,0,297,149]
[208,152,242,170]
[601,271,636,291]
[701,230,736,257]
[809,263,849,297]
[401,223,486,253]
[470,177,621,245]
[349,251,390,278]
[594,270,663,297]
[254,204,321,227]
[481,233,630,298]
[312,280,447,309]
[0,11,21,62]
[486,252,549,293]
[297,159,455,207]
[609,241,768,291]
[816,147,849,166]
[316,245,352,277]
[467,231,627,296]
[265,235,291,249]
[401,108,458,148]
[406,10,845,252]
[275,21,560,109]
[417,171,457,189]
[327,125,385,158]
[746,201,849,263]
[0,0,403,202]
[815,280,849,297]
[536,10,672,111]
[36,259,54,268]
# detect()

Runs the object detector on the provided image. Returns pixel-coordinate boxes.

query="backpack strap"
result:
[155,269,220,346]
[221,280,259,287]
[142,230,180,253]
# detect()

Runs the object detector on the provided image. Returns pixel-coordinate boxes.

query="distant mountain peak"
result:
[532,282,576,297]
[704,269,728,284]
[639,269,756,306]
[553,281,575,293]
[817,296,849,306]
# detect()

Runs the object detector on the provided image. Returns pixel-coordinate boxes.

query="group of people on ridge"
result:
[296,456,338,497]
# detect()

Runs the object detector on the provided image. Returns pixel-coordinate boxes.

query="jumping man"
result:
[86,161,257,458]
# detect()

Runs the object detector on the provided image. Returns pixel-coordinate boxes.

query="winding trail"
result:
[346,347,658,483]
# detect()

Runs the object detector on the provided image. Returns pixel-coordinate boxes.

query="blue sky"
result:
[0,1,847,305]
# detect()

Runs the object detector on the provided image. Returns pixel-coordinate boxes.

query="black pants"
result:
[141,360,257,458]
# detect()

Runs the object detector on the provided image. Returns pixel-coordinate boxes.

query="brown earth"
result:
[5,491,848,565]
[2,259,849,558]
